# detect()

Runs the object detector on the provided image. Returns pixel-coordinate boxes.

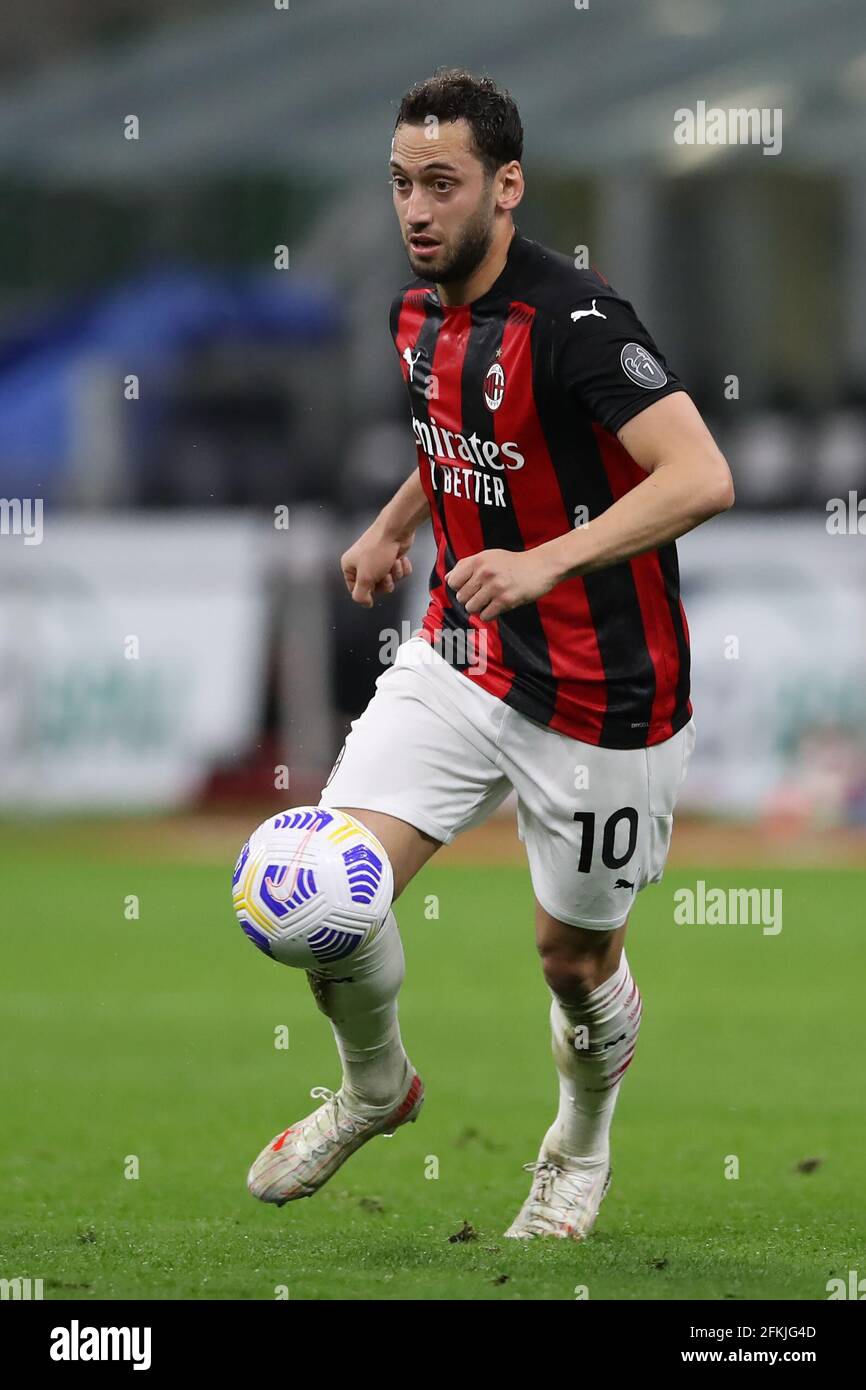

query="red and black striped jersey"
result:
[389,230,692,749]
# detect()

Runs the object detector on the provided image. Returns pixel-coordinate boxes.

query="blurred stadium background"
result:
[2,0,866,851]
[1,0,866,1305]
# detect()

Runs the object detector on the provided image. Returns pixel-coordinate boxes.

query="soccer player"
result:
[247,69,734,1239]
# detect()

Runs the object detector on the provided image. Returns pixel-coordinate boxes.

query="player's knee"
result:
[539,949,602,1001]
[537,934,622,1000]
[536,906,624,999]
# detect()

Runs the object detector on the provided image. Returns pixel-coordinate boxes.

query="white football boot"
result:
[247,1071,424,1206]
[503,1152,612,1241]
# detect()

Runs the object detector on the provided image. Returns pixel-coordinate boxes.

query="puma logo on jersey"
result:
[570,299,607,322]
[614,877,635,889]
[402,345,423,381]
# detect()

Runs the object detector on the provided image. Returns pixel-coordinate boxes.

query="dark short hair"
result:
[394,68,523,178]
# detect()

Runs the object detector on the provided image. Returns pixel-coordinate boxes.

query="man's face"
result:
[390,118,498,284]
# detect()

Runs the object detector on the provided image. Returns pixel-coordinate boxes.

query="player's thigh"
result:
[506,715,696,931]
[318,638,512,900]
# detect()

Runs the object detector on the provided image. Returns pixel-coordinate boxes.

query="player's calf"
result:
[505,927,643,1238]
[542,950,642,1167]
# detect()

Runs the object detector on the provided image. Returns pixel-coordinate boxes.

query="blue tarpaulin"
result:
[0,268,342,496]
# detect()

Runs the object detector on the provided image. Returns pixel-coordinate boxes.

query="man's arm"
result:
[375,469,431,543]
[545,391,734,581]
[446,393,733,621]
[341,470,431,607]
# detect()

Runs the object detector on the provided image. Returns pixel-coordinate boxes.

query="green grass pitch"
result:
[1,821,863,1300]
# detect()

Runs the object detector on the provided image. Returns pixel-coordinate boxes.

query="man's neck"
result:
[437,223,516,307]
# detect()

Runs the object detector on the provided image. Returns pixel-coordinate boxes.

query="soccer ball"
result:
[231,806,393,968]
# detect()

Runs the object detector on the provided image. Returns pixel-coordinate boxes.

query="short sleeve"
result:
[553,293,687,435]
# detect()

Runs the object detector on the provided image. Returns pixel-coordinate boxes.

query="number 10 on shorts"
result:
[573,808,639,874]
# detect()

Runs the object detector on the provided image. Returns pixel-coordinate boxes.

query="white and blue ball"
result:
[231,806,392,969]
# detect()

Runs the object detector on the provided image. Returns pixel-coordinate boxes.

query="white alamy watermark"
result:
[379,620,488,672]
[826,492,866,534]
[674,880,782,935]
[674,101,783,156]
[827,1270,866,1299]
[0,497,43,545]
[1,1276,43,1299]
[50,1321,152,1370]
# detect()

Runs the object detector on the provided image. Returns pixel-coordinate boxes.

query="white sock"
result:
[306,909,411,1114]
[543,952,642,1167]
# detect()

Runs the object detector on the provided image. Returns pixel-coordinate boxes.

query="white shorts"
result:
[318,637,695,930]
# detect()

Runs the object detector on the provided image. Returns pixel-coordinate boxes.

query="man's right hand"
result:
[341,524,415,608]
